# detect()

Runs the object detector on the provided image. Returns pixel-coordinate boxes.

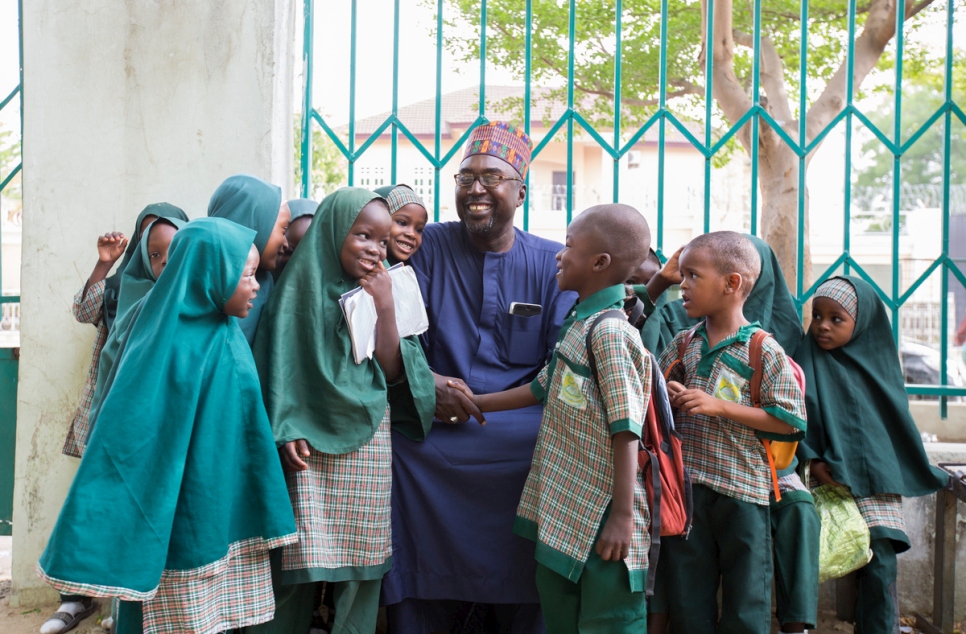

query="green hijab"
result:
[795,275,948,498]
[287,198,319,221]
[744,234,805,356]
[207,174,283,345]
[252,187,435,454]
[84,217,186,449]
[102,203,188,331]
[637,287,698,356]
[39,218,296,598]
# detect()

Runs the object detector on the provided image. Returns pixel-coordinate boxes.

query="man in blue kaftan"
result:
[383,122,576,633]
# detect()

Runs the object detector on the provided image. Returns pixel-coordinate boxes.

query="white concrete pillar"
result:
[12,0,296,606]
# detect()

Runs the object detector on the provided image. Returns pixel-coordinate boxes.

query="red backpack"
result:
[666,325,806,502]
[586,310,694,596]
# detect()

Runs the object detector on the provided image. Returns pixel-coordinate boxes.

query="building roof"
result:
[343,85,696,145]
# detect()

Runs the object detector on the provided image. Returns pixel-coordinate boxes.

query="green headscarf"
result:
[102,203,188,331]
[84,217,187,449]
[744,234,805,356]
[252,187,435,454]
[795,275,948,498]
[39,218,296,598]
[287,198,319,221]
[207,174,283,345]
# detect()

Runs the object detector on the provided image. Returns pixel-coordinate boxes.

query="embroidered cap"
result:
[385,185,427,215]
[462,121,533,179]
[815,277,858,320]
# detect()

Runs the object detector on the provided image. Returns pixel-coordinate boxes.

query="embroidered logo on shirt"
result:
[557,366,587,410]
[714,369,744,403]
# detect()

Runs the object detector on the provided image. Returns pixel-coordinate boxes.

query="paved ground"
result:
[0,535,952,634]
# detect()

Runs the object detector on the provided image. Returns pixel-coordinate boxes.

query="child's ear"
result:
[593,253,611,272]
[724,272,742,294]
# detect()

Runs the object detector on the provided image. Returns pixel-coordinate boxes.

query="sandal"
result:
[39,599,98,634]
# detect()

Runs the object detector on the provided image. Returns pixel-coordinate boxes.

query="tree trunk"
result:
[758,142,811,295]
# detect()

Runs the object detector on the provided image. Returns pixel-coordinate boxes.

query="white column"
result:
[11,0,296,606]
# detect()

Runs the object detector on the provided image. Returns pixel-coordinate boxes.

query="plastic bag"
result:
[813,484,873,583]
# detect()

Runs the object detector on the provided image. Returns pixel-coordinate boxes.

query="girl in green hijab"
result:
[796,276,949,633]
[38,218,297,634]
[82,217,186,452]
[208,174,291,345]
[250,187,435,634]
[63,203,189,460]
[373,184,429,265]
[275,198,318,277]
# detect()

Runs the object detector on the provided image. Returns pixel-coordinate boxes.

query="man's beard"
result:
[462,214,496,234]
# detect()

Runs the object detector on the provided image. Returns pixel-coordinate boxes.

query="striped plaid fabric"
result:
[385,184,426,215]
[814,278,858,320]
[777,471,809,494]
[659,324,807,506]
[141,535,296,634]
[855,494,905,533]
[281,409,392,573]
[63,280,108,458]
[518,308,652,578]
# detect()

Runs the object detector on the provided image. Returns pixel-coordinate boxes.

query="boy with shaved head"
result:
[659,231,807,634]
[458,203,655,632]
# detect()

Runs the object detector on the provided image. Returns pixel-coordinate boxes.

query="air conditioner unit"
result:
[627,151,641,169]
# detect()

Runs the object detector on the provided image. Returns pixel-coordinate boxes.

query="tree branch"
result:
[702,0,754,151]
[805,0,937,155]
[733,30,794,123]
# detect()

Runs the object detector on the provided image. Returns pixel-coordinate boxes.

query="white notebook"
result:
[339,263,429,364]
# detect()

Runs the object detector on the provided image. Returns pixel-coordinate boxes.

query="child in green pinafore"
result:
[250,187,435,634]
[795,276,949,634]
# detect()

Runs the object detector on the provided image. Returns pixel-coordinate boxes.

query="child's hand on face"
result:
[657,246,685,285]
[280,439,311,473]
[810,460,843,487]
[359,261,393,309]
[596,512,633,562]
[97,232,128,264]
[670,388,726,417]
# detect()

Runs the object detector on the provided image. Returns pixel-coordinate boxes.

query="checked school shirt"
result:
[660,323,807,507]
[515,284,652,591]
[63,280,108,458]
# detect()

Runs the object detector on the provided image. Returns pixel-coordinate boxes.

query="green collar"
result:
[572,284,626,321]
[695,320,761,354]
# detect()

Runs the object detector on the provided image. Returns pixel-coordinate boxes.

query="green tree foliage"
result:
[439,0,939,134]
[855,51,966,191]
[0,126,21,211]
[294,116,348,199]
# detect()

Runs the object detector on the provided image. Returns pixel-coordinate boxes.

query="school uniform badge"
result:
[713,369,744,403]
[557,366,588,410]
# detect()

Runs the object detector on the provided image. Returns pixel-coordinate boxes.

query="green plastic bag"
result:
[813,484,873,583]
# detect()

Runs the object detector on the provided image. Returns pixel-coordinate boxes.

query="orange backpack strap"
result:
[663,322,703,381]
[748,329,781,502]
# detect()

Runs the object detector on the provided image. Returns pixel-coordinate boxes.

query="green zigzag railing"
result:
[0,0,23,306]
[300,0,964,410]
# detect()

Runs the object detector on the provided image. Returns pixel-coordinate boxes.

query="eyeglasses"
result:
[454,173,523,188]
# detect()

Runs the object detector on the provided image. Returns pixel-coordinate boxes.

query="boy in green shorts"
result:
[460,204,654,633]
[659,231,807,634]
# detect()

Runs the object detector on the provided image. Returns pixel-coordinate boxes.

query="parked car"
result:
[900,339,966,401]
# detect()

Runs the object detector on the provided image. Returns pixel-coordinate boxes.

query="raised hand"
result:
[359,261,393,309]
[97,232,128,264]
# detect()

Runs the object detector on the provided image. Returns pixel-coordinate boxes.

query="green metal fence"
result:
[300,0,964,410]
[1,0,22,307]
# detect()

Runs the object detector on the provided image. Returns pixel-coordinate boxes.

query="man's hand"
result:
[811,460,843,487]
[670,388,725,417]
[97,232,128,264]
[596,512,633,561]
[434,373,485,425]
[280,439,311,473]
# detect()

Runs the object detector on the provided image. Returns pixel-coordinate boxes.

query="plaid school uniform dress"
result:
[280,408,393,578]
[63,280,108,458]
[514,287,652,591]
[659,323,807,506]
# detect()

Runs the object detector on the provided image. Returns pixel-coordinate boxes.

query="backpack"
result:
[667,324,806,502]
[586,309,694,596]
